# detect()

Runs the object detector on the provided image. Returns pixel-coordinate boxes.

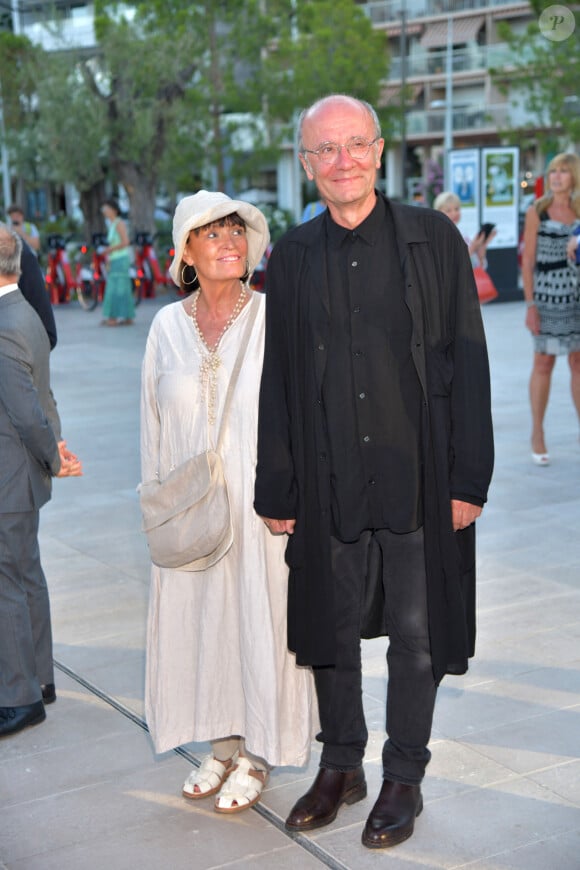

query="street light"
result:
[443,17,453,187]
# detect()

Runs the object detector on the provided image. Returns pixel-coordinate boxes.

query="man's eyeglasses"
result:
[301,137,379,164]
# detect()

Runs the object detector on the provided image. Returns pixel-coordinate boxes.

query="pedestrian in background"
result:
[434,191,496,268]
[521,152,580,466]
[7,204,41,257]
[0,225,82,739]
[101,199,135,326]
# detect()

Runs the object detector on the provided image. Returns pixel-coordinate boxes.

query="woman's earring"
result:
[181,264,198,285]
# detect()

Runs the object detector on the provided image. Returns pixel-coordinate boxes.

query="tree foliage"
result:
[493,1,580,152]
[4,0,389,233]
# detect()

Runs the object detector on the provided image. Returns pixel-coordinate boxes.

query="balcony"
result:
[18,2,99,51]
[388,42,516,79]
[361,0,529,25]
[403,102,511,136]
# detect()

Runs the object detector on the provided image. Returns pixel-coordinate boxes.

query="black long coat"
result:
[254,195,494,684]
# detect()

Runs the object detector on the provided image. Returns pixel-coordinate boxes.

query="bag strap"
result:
[215,290,259,452]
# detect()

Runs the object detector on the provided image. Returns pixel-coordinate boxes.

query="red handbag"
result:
[473,266,499,304]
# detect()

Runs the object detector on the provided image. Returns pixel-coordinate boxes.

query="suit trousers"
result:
[0,511,54,706]
[313,527,437,786]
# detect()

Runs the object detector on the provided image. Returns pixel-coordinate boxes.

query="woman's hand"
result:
[525,304,541,336]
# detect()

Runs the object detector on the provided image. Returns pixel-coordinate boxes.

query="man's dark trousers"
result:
[313,526,437,786]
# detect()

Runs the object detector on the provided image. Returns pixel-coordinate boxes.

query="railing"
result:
[387,42,518,78]
[20,13,96,51]
[361,0,529,25]
[403,102,511,135]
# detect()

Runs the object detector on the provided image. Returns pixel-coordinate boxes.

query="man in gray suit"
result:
[0,225,80,738]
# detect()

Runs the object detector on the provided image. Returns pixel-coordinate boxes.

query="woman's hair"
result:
[433,191,460,213]
[180,213,248,294]
[535,152,580,218]
[102,198,121,215]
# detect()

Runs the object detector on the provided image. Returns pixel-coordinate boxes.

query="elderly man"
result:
[255,95,493,849]
[0,225,80,738]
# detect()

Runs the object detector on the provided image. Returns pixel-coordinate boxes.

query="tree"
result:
[493,1,580,152]
[6,1,390,234]
[0,32,39,209]
[257,0,386,118]
[34,52,109,237]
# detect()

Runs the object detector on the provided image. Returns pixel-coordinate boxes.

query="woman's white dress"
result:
[140,292,315,764]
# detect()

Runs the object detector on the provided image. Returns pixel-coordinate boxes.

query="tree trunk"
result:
[116,161,157,239]
[80,180,108,242]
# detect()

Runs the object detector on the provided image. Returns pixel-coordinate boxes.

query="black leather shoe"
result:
[41,683,56,705]
[362,779,423,849]
[285,767,367,832]
[0,702,46,738]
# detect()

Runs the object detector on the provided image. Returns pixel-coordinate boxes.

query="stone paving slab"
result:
[1,296,579,869]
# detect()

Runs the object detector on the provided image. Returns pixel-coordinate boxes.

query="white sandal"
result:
[182,751,238,800]
[214,756,268,814]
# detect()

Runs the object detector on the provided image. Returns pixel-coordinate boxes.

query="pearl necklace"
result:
[189,284,247,425]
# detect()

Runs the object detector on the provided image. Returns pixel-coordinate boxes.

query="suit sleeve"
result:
[0,333,60,475]
[447,227,494,505]
[18,241,57,350]
[254,244,297,519]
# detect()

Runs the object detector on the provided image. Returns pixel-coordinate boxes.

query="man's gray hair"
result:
[0,222,22,278]
[297,94,381,151]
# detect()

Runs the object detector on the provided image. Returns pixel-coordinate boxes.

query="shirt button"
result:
[359,392,366,399]
[363,435,370,443]
[353,306,361,313]
[318,343,325,351]
[351,260,358,267]
[354,350,363,357]
[368,479,376,486]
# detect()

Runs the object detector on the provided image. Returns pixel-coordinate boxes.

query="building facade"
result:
[358,0,543,202]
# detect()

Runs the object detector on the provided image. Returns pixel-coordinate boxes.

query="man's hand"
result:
[260,517,296,536]
[56,440,83,477]
[451,499,481,531]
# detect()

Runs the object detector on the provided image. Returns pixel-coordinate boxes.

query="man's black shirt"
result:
[322,195,423,541]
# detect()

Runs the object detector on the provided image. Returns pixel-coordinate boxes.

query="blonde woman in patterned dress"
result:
[521,153,580,466]
[140,191,314,816]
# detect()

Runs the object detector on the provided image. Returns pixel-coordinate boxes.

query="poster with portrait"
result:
[481,147,519,248]
[448,149,479,243]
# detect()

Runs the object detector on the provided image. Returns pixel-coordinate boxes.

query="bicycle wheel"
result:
[132,276,143,306]
[55,264,68,304]
[77,280,99,311]
[141,259,155,298]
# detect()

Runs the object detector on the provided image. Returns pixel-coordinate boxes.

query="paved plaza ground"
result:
[1,293,579,869]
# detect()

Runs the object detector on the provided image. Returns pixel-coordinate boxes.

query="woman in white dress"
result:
[140,191,315,814]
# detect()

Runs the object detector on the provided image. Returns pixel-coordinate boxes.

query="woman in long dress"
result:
[140,191,314,814]
[101,199,135,326]
[521,153,580,465]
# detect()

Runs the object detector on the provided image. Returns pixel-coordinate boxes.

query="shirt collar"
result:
[325,191,385,249]
[0,283,19,299]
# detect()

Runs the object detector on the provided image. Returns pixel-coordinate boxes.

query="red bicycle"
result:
[133,232,175,298]
[45,234,94,309]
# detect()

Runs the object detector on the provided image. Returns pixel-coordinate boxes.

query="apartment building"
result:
[3,0,547,218]
[358,0,539,200]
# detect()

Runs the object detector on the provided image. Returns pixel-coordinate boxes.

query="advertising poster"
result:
[448,149,479,243]
[481,147,519,248]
